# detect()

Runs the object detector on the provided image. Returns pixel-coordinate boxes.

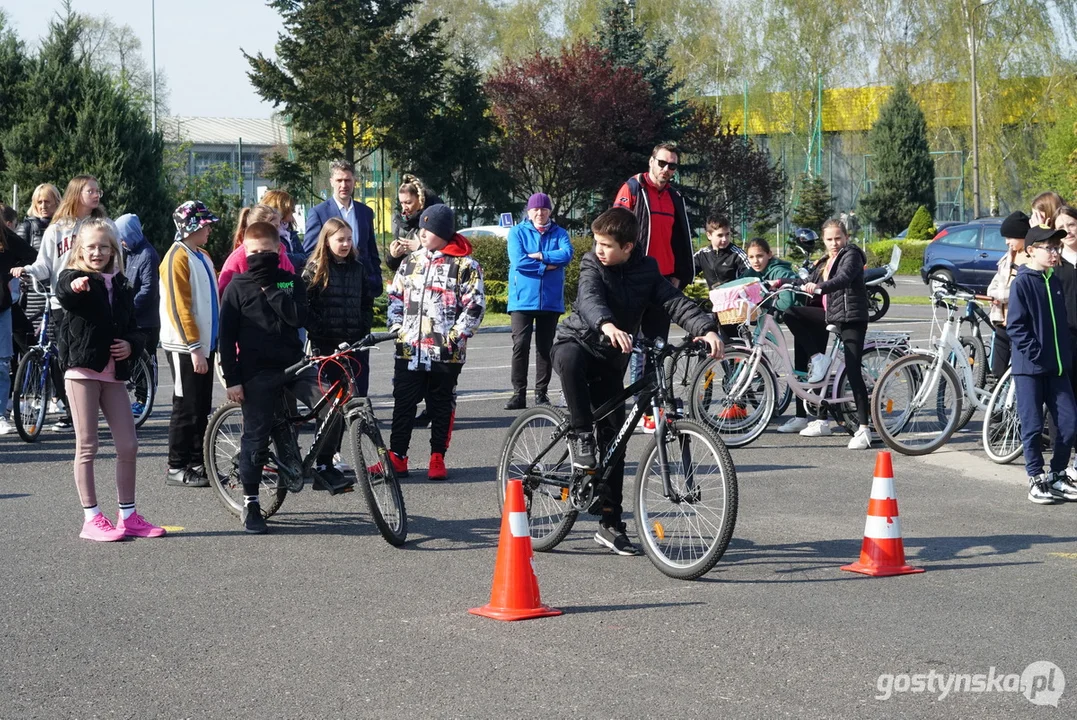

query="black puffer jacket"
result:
[0,226,37,312]
[304,255,373,347]
[809,244,869,324]
[15,217,48,251]
[55,269,146,381]
[556,252,719,362]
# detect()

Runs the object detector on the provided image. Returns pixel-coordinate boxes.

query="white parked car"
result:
[458,225,511,240]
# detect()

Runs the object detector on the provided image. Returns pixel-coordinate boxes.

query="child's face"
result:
[185,226,210,247]
[822,226,848,257]
[594,234,633,266]
[328,228,353,259]
[1054,214,1077,251]
[81,229,113,272]
[1004,236,1025,253]
[1026,243,1060,271]
[420,227,449,252]
[243,236,278,256]
[79,180,102,213]
[747,245,771,272]
[708,226,732,249]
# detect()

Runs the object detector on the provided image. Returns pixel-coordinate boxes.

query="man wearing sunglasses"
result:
[614,142,695,430]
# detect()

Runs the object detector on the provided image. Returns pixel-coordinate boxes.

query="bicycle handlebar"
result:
[284,331,399,378]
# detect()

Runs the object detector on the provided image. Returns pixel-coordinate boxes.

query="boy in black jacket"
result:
[219,222,350,534]
[1007,225,1077,505]
[551,207,723,556]
[693,212,751,343]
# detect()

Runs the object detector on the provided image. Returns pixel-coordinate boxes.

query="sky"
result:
[3,0,282,118]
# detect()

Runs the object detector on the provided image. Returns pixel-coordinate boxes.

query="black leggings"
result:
[784,306,869,426]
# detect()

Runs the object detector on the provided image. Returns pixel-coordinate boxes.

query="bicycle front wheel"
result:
[126,351,156,428]
[204,402,288,519]
[634,419,738,580]
[349,408,407,546]
[13,348,49,442]
[689,349,775,448]
[871,354,962,456]
[497,406,578,552]
[982,370,1023,464]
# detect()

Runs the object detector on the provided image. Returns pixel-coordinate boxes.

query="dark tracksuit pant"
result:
[1014,372,1076,478]
[509,311,558,396]
[166,350,216,470]
[551,338,629,529]
[390,360,461,458]
[989,323,1011,379]
[238,368,342,496]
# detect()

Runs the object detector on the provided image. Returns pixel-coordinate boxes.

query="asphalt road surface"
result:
[3,298,1074,719]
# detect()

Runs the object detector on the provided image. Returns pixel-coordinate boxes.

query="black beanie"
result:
[419,204,455,241]
[999,211,1030,240]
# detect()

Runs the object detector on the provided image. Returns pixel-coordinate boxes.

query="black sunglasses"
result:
[655,159,679,171]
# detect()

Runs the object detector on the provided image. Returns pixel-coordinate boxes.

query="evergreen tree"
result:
[860,81,935,236]
[0,12,29,176]
[245,0,446,169]
[905,204,936,241]
[0,8,171,242]
[791,173,834,232]
[595,0,689,155]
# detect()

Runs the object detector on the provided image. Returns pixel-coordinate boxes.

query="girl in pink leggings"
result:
[57,218,164,542]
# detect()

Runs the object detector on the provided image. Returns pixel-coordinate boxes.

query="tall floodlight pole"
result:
[963,0,991,220]
[151,0,158,133]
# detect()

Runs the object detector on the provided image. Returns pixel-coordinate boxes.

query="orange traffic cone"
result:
[841,451,924,577]
[470,479,562,621]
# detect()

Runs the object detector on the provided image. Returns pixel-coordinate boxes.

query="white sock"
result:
[118,502,136,520]
[83,505,102,521]
[858,425,870,434]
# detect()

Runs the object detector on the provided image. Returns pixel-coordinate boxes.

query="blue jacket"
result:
[1008,264,1072,376]
[116,213,161,329]
[507,220,573,313]
[304,198,383,302]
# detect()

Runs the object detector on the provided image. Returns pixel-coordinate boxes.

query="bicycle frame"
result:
[919,295,993,413]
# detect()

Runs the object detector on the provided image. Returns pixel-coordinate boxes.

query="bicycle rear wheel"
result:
[688,349,775,448]
[349,407,407,546]
[126,351,155,428]
[871,354,962,456]
[834,346,907,430]
[13,349,49,442]
[950,335,986,430]
[982,370,1023,464]
[634,419,738,580]
[204,402,288,519]
[497,406,578,552]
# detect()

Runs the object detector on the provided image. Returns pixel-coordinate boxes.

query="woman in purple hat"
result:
[504,192,573,410]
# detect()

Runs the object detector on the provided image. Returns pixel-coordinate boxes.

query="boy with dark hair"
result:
[219,222,350,534]
[551,207,723,555]
[693,213,750,289]
[1007,225,1077,505]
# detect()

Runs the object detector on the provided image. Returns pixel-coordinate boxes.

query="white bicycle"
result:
[870,275,996,456]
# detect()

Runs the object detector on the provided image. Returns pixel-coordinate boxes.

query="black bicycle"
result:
[497,337,738,580]
[203,332,407,546]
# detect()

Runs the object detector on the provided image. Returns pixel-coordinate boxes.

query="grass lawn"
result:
[891,296,932,305]
[483,311,511,326]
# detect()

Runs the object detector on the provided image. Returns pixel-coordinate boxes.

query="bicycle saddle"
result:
[863,267,888,283]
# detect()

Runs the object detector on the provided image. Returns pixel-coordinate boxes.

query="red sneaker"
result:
[428,452,447,481]
[370,451,409,477]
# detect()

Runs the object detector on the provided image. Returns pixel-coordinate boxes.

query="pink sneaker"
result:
[117,512,166,538]
[80,513,126,542]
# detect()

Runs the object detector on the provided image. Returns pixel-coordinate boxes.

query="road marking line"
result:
[1048,552,1077,560]
[161,525,185,532]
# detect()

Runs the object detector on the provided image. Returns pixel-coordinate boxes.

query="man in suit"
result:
[304,158,383,395]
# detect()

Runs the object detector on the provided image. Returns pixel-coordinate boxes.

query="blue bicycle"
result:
[12,279,61,441]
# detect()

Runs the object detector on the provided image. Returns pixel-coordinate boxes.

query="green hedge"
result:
[864,239,929,274]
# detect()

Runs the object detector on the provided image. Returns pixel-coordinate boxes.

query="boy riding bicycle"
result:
[551,207,723,556]
[219,222,351,534]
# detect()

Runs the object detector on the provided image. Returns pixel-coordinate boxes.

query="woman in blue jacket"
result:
[505,193,573,410]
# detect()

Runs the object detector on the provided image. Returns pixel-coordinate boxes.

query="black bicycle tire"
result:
[867,286,890,323]
[129,352,156,429]
[633,419,739,580]
[833,347,903,431]
[871,354,963,456]
[349,410,408,546]
[204,402,288,519]
[13,349,48,443]
[688,349,776,448]
[982,370,1023,465]
[496,405,578,552]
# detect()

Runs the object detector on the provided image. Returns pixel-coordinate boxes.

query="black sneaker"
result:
[313,465,353,495]
[573,432,597,470]
[535,391,551,406]
[50,417,73,432]
[243,502,268,534]
[594,524,639,556]
[1047,471,1077,501]
[188,464,208,479]
[1028,474,1059,505]
[504,392,526,410]
[165,467,210,488]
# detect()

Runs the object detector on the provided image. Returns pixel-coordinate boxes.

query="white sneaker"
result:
[1066,466,1077,483]
[776,416,810,433]
[799,419,833,437]
[333,452,351,472]
[0,417,12,435]
[48,399,65,414]
[847,426,872,449]
[806,353,831,383]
